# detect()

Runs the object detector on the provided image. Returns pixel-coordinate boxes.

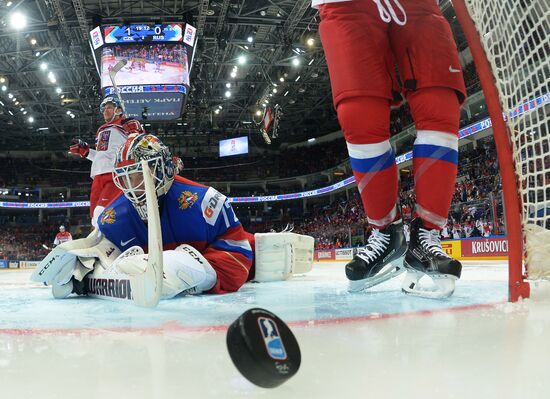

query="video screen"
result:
[219,137,249,157]
[100,43,189,88]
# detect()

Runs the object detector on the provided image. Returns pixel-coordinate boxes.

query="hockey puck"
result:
[226,308,301,388]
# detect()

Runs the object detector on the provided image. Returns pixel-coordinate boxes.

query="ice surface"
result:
[1,261,549,399]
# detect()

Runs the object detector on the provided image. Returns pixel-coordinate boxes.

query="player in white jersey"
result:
[53,225,72,247]
[69,96,144,228]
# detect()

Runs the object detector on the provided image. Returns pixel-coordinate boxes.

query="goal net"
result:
[453,0,550,299]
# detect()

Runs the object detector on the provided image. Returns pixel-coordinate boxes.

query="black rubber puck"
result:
[226,308,301,388]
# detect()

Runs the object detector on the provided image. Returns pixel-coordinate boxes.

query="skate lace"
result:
[357,229,391,263]
[418,228,448,257]
[372,0,407,26]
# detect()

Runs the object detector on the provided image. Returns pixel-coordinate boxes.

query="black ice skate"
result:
[346,219,407,292]
[402,218,462,299]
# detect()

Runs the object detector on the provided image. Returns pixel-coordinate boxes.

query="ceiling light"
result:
[56,87,62,94]
[230,71,237,78]
[279,77,284,82]
[0,77,4,83]
[66,110,71,115]
[12,97,16,102]
[292,58,300,67]
[307,37,315,47]
[244,45,249,50]
[23,111,27,115]
[308,58,315,66]
[214,109,220,114]
[225,90,231,98]
[284,91,289,96]
[295,75,301,82]
[8,110,13,116]
[14,101,19,105]
[7,1,13,6]
[20,108,24,111]
[8,93,13,98]
[247,36,254,43]
[70,114,75,119]
[273,88,277,93]
[225,83,231,88]
[1,86,6,92]
[255,110,262,116]
[30,38,37,45]
[237,55,246,65]
[28,116,34,123]
[35,51,40,57]
[40,62,47,70]
[10,12,27,30]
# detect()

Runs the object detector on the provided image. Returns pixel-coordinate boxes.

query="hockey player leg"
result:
[335,97,406,292]
[402,87,462,298]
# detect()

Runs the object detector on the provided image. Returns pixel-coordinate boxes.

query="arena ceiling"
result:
[0,0,341,152]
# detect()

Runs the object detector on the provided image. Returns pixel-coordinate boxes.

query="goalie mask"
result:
[113,134,176,220]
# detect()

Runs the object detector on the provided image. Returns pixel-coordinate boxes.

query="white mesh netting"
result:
[463,0,550,278]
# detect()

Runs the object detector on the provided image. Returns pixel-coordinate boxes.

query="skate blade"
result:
[401,271,457,299]
[348,262,405,293]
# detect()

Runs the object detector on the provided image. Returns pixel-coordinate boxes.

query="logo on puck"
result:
[257,317,288,360]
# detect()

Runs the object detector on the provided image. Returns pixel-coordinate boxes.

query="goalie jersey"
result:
[97,176,254,293]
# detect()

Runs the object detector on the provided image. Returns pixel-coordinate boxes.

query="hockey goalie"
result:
[31,134,314,307]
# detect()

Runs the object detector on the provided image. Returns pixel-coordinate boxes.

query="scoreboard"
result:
[89,22,197,121]
[104,24,183,43]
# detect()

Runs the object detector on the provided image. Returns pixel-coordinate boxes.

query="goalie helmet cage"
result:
[452,0,550,301]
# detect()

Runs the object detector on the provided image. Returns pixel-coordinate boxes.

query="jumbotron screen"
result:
[219,136,249,157]
[100,44,189,88]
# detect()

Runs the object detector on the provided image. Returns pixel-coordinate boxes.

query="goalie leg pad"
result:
[107,244,217,299]
[163,245,217,298]
[254,233,315,282]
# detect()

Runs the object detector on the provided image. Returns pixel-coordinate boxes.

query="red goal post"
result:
[453,0,549,301]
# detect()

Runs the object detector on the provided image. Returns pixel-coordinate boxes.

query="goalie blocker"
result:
[31,231,315,303]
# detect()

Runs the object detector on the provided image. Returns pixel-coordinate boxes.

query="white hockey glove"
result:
[104,244,217,299]
[31,229,121,299]
[254,232,315,282]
